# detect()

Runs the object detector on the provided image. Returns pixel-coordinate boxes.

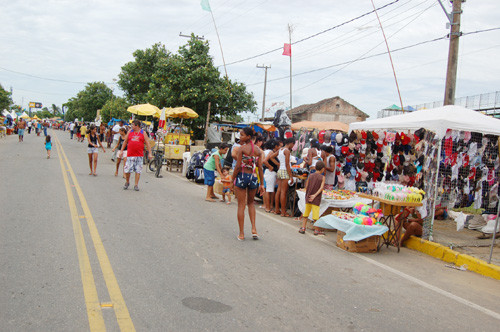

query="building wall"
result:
[295,98,367,124]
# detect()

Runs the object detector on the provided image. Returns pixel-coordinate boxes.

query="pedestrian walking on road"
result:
[120,119,152,191]
[232,127,265,241]
[17,119,26,142]
[112,128,128,177]
[42,121,49,137]
[69,122,75,139]
[45,135,52,159]
[111,120,125,161]
[79,123,87,142]
[87,125,105,176]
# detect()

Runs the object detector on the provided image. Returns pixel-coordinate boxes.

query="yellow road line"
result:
[54,135,106,331]
[55,133,136,332]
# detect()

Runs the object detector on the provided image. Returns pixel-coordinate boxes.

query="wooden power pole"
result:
[443,0,464,105]
[257,64,270,121]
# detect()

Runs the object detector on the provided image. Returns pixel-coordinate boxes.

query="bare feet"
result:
[205,198,216,202]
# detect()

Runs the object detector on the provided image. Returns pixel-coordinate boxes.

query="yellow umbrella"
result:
[165,106,199,119]
[153,107,172,118]
[127,103,160,116]
[32,115,41,120]
[20,114,30,119]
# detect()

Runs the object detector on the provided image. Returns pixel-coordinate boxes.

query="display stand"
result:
[358,193,422,252]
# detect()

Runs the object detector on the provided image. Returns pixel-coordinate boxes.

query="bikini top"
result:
[241,141,257,170]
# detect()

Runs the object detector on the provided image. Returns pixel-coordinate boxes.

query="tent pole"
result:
[428,137,443,242]
[487,198,500,264]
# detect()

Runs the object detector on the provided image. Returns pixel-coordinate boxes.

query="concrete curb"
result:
[405,236,500,281]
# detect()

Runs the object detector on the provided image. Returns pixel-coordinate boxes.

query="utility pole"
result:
[288,24,294,122]
[257,64,271,122]
[179,32,204,40]
[441,0,464,105]
[203,102,211,147]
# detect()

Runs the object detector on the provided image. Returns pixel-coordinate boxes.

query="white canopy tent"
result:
[349,105,500,138]
[349,105,500,244]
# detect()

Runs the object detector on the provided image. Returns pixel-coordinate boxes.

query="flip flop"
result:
[252,233,259,240]
[281,213,291,218]
[237,236,244,241]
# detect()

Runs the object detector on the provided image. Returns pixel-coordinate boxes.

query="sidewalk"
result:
[406,218,500,280]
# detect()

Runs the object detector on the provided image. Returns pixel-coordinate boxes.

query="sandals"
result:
[314,230,325,236]
[298,227,306,234]
[252,233,259,240]
[280,213,291,218]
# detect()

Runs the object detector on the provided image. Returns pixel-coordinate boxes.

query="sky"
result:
[1,0,499,120]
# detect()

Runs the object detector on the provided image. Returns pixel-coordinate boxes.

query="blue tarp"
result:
[108,118,124,126]
[314,215,388,242]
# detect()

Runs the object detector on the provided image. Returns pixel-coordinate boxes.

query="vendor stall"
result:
[349,105,500,242]
[296,189,373,219]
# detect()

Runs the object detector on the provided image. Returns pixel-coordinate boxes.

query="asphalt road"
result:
[1,129,500,332]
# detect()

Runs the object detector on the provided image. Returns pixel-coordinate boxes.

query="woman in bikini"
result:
[87,124,106,176]
[232,127,265,241]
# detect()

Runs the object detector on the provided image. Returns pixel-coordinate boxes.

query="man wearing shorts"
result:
[120,119,152,191]
[17,119,26,142]
[111,120,125,161]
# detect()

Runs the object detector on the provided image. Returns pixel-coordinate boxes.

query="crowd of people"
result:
[202,127,341,240]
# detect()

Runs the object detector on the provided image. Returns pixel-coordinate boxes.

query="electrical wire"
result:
[0,66,117,85]
[222,0,401,67]
[265,27,499,102]
[294,0,434,62]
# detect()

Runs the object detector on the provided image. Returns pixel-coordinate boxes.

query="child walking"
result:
[299,161,326,235]
[220,167,232,204]
[45,135,52,159]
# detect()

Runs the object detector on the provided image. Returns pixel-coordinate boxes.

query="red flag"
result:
[282,43,291,56]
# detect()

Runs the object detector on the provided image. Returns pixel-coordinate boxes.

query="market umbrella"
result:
[20,113,30,119]
[165,106,199,119]
[126,103,160,116]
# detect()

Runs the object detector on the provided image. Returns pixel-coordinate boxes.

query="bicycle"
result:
[148,131,166,178]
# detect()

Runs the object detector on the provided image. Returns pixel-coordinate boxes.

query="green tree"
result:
[147,36,256,138]
[118,43,170,105]
[0,84,12,110]
[65,82,113,121]
[51,104,61,115]
[100,97,130,123]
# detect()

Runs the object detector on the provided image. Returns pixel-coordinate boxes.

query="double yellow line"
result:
[54,133,135,332]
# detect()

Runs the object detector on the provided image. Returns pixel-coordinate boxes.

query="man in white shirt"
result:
[69,122,76,139]
[111,120,125,161]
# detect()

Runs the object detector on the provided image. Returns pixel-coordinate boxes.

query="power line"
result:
[265,27,500,102]
[222,0,401,67]
[0,66,117,85]
[294,0,434,62]
[248,36,447,87]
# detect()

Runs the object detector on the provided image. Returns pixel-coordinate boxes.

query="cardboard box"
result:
[336,231,379,253]
[165,144,186,159]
